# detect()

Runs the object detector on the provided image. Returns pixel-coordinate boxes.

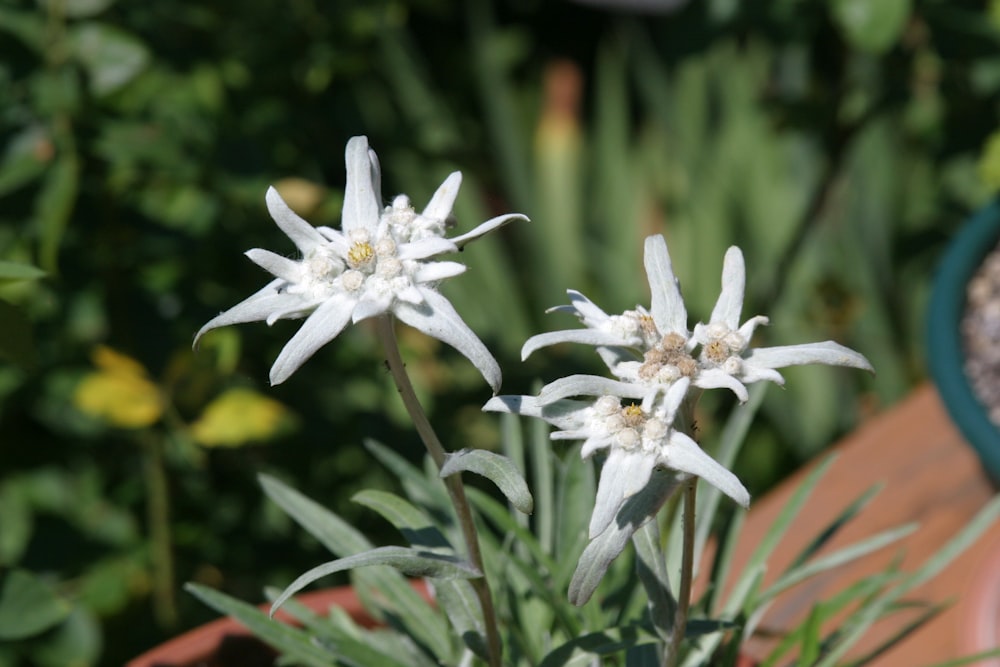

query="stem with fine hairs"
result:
[375,315,502,667]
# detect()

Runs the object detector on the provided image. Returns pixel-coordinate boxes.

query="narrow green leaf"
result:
[693,383,767,577]
[441,448,533,514]
[682,457,839,667]
[363,440,451,520]
[798,606,822,665]
[625,643,661,667]
[351,489,452,552]
[271,547,480,616]
[814,495,1000,667]
[553,446,595,579]
[569,472,681,606]
[758,569,901,667]
[184,583,335,667]
[465,487,578,621]
[0,262,45,283]
[539,625,654,667]
[763,523,917,601]
[467,0,534,211]
[703,509,746,615]
[725,455,838,616]
[259,474,452,659]
[632,520,676,643]
[684,617,741,637]
[433,579,489,660]
[787,483,884,571]
[0,570,70,640]
[259,473,371,555]
[927,648,1000,667]
[844,600,945,667]
[525,405,556,553]
[593,33,641,309]
[260,588,422,667]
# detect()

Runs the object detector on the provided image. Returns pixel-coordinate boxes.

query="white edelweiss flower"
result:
[195,135,527,390]
[523,234,744,401]
[483,377,749,540]
[691,246,874,397]
[521,234,687,362]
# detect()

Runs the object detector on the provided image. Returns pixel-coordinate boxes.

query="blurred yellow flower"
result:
[190,388,294,448]
[74,346,164,428]
[273,177,327,217]
[978,130,1000,191]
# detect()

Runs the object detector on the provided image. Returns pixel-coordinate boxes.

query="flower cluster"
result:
[486,234,872,601]
[195,136,526,389]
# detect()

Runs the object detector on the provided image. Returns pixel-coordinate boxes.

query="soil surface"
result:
[962,240,1000,427]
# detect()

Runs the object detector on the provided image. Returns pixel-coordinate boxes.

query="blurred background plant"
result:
[2,0,1000,664]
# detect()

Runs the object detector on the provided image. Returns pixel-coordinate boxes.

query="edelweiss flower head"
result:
[691,245,874,394]
[521,234,873,404]
[484,377,750,540]
[195,136,527,389]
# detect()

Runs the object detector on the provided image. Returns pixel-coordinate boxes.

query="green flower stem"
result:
[141,431,177,628]
[375,315,502,667]
[667,478,697,667]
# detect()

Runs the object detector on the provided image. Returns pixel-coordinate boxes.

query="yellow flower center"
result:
[347,241,375,269]
[621,404,644,428]
[704,340,730,364]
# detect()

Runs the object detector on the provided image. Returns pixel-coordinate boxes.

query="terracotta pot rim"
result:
[126,582,428,667]
[127,579,764,666]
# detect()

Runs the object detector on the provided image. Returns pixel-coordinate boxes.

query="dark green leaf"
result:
[539,625,655,667]
[39,0,115,18]
[0,8,44,51]
[0,129,52,197]
[0,571,71,640]
[28,607,101,667]
[0,485,32,566]
[70,22,150,95]
[829,0,911,54]
[0,262,45,284]
[35,153,79,275]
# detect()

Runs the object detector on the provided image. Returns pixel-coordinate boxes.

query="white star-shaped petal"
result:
[196,136,526,389]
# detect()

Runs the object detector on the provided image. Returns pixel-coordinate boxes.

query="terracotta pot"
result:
[959,531,1000,667]
[127,581,429,667]
[926,199,1000,482]
[128,579,761,666]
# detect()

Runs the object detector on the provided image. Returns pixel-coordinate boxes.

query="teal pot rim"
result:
[926,199,1000,483]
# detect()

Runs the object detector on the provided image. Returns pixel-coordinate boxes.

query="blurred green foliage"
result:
[2,0,1000,663]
